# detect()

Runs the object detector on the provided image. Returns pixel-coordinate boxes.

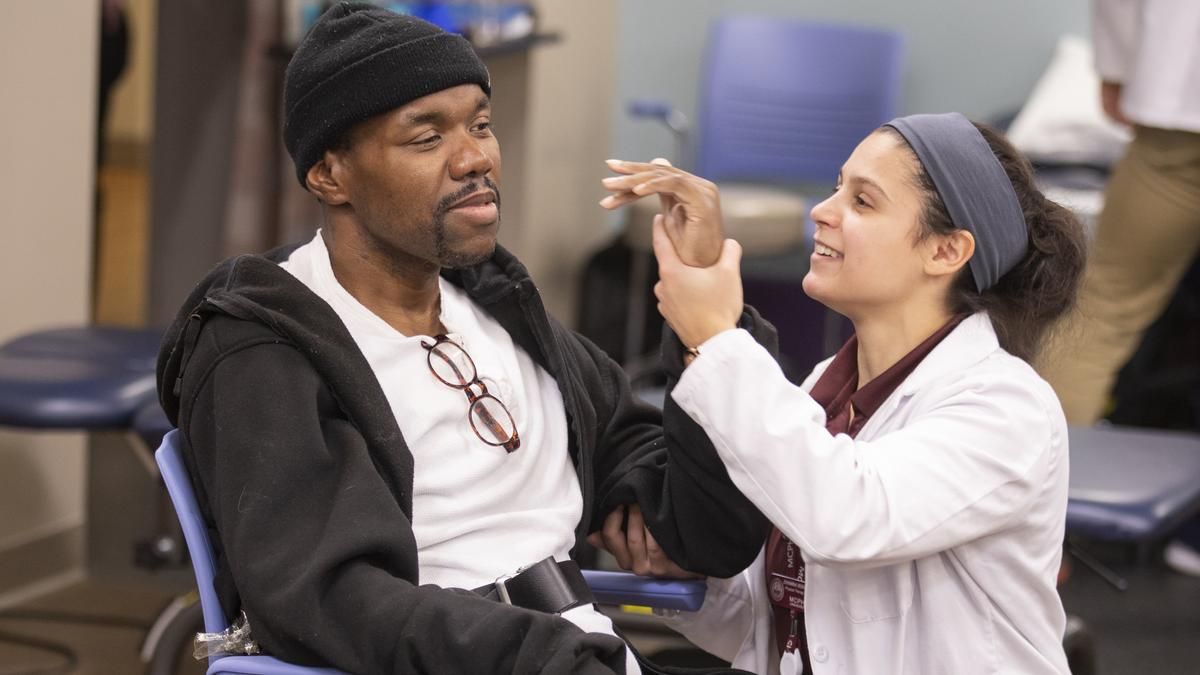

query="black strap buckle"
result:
[475,557,594,614]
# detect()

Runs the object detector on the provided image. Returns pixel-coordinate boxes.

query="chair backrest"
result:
[695,16,904,185]
[157,430,351,675]
[156,429,230,636]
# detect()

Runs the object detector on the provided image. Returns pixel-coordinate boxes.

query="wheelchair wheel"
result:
[141,592,203,675]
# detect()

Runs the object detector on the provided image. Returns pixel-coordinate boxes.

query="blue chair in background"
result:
[0,326,198,672]
[622,17,904,378]
[692,18,904,187]
[0,326,160,430]
[1058,424,1200,675]
[156,430,707,674]
[1067,425,1200,560]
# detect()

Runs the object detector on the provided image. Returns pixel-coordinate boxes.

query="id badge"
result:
[768,540,805,613]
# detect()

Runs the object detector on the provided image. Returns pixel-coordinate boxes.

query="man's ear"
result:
[924,228,975,280]
[305,152,350,206]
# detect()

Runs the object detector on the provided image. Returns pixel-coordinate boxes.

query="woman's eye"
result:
[855,195,870,208]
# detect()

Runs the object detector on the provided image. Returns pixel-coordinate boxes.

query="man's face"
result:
[326,84,502,269]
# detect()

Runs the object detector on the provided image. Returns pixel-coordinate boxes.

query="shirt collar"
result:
[810,314,969,421]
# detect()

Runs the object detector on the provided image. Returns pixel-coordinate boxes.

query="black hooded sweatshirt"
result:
[157,243,777,674]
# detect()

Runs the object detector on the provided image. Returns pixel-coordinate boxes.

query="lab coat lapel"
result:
[857,313,1001,438]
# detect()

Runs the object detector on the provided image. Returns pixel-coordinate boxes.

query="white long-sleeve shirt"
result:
[1093,0,1200,132]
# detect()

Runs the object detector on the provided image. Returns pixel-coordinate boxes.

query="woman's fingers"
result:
[651,214,682,271]
[719,237,744,270]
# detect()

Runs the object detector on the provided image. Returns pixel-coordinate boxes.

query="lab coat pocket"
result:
[838,563,915,623]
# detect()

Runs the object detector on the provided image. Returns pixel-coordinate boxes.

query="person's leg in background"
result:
[1042,125,1200,424]
[1041,125,1200,573]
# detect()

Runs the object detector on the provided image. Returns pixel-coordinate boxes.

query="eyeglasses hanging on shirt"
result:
[421,334,521,452]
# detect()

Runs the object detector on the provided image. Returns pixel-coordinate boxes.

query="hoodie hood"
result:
[156,242,540,427]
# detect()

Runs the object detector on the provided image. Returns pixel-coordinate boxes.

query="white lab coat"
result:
[667,314,1070,675]
[1092,0,1200,133]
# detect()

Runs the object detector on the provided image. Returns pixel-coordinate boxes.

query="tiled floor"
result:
[0,573,202,675]
[1057,541,1200,675]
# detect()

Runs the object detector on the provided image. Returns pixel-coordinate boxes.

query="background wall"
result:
[0,1,98,594]
[512,0,618,321]
[145,0,618,328]
[106,0,157,162]
[612,0,1090,167]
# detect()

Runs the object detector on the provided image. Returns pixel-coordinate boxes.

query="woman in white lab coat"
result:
[597,113,1087,674]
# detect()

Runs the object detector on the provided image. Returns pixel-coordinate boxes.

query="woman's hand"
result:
[587,505,703,579]
[652,215,744,351]
[599,158,724,268]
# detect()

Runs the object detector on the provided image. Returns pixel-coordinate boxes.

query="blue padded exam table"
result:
[0,326,160,429]
[1067,425,1200,543]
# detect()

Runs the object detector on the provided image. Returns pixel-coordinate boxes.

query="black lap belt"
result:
[472,557,594,614]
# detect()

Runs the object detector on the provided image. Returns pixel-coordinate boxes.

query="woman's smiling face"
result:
[802,130,932,319]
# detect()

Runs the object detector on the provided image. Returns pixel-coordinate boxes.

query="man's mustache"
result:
[436,178,501,215]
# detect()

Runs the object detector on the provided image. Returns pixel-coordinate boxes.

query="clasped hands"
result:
[589,159,744,578]
[600,158,743,354]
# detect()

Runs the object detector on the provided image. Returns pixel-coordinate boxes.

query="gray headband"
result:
[885,113,1027,291]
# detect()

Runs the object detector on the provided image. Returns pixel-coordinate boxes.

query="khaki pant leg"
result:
[1041,126,1200,424]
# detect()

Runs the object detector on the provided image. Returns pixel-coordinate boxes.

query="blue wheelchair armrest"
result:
[207,654,345,675]
[581,569,706,612]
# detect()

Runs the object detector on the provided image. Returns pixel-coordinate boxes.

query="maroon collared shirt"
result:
[766,315,967,669]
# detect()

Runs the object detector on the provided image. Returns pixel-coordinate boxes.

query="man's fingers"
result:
[601,171,664,192]
[644,524,668,576]
[607,158,676,174]
[598,190,643,210]
[626,505,650,575]
[601,506,631,570]
[628,173,696,199]
[605,158,639,175]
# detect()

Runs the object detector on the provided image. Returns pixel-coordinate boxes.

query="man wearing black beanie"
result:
[157,3,776,674]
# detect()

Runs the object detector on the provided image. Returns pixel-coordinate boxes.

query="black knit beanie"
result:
[284,2,492,186]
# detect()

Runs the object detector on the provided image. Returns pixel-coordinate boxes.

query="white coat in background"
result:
[1093,0,1200,133]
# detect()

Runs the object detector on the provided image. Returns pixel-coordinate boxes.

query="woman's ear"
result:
[305,152,350,205]
[925,229,975,279]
